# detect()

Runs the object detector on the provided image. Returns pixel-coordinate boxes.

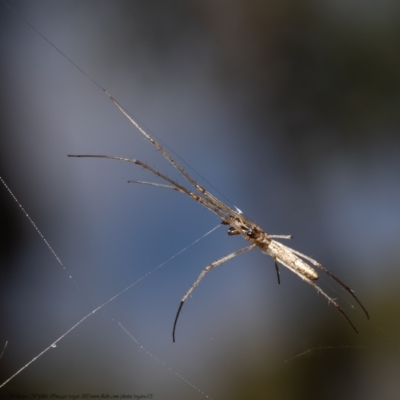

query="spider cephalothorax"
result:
[224,217,270,242]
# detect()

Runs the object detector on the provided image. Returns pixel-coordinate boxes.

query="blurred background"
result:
[1,0,400,399]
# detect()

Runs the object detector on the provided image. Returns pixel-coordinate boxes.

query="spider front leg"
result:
[172,244,255,342]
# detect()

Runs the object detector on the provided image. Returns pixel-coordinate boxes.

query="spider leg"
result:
[68,155,255,240]
[273,257,281,284]
[128,180,179,191]
[73,93,262,239]
[68,155,231,221]
[173,244,256,342]
[282,244,369,320]
[103,91,213,194]
[311,262,369,320]
[275,255,359,333]
[270,235,293,239]
[103,91,260,233]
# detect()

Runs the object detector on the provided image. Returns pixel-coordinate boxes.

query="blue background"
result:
[1,1,400,399]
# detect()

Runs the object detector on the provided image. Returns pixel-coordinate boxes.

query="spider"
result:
[69,90,369,342]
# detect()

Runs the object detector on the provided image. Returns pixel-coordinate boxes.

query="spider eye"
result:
[246,228,260,239]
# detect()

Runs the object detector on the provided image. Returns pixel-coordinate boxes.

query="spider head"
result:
[226,222,265,241]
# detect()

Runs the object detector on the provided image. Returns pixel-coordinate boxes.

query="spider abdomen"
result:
[264,240,319,280]
[293,258,319,280]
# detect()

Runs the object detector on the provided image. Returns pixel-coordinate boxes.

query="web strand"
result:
[0,171,219,395]
[1,3,220,396]
[0,176,71,276]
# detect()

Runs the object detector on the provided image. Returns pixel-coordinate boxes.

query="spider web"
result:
[0,3,229,397]
[0,174,218,399]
